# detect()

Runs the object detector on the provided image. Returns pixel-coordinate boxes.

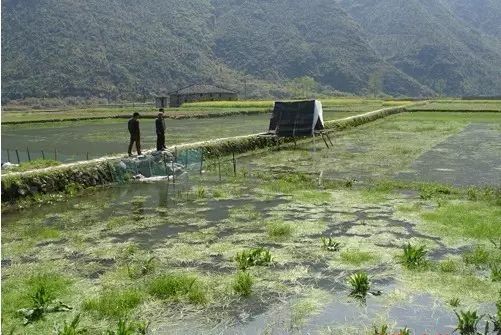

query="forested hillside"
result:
[2,0,501,100]
[338,0,501,96]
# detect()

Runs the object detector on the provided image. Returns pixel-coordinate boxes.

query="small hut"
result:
[168,84,238,107]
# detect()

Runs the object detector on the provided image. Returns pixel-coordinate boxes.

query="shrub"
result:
[373,324,388,335]
[233,272,253,297]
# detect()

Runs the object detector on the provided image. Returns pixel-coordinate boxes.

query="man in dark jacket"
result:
[128,112,141,156]
[155,110,166,151]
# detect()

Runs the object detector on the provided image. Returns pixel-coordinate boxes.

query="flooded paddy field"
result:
[1,111,356,163]
[1,112,500,334]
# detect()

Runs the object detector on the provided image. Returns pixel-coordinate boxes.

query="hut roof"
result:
[169,84,237,95]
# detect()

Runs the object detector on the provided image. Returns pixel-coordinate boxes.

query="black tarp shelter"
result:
[268,100,325,136]
[266,100,332,147]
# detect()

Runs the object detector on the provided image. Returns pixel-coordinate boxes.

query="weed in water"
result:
[373,324,389,335]
[439,259,460,273]
[398,327,411,335]
[267,221,293,240]
[340,249,375,266]
[233,271,253,297]
[17,285,72,324]
[449,297,461,308]
[106,318,149,335]
[321,236,341,252]
[235,248,272,270]
[454,310,484,335]
[195,186,206,199]
[54,314,87,335]
[127,255,156,279]
[83,288,143,318]
[400,244,427,269]
[347,272,370,299]
[491,265,501,282]
[147,273,206,304]
[463,246,490,268]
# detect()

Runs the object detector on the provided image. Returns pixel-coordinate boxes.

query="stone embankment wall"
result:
[1,106,406,203]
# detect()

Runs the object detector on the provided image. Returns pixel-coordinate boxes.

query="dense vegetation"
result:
[2,0,501,101]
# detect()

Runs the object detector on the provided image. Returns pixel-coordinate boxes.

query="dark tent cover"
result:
[268,100,325,137]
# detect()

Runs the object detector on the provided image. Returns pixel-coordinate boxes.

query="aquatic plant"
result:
[235,248,272,270]
[147,273,206,304]
[321,236,340,252]
[400,243,427,269]
[54,314,86,335]
[233,271,253,297]
[372,324,389,335]
[453,310,483,335]
[347,272,370,298]
[449,297,461,308]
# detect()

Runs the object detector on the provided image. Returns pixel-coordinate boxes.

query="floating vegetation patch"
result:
[235,248,272,270]
[147,273,207,304]
[232,271,253,297]
[83,288,144,318]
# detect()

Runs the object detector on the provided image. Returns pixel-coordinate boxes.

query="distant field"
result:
[1,98,415,123]
[407,100,501,111]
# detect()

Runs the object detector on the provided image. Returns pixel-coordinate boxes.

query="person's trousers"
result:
[156,133,165,151]
[128,136,141,155]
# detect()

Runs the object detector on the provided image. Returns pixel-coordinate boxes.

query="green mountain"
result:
[337,0,501,96]
[2,0,500,100]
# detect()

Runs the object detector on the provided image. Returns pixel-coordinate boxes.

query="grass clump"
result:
[421,202,501,240]
[400,244,427,269]
[83,288,143,318]
[233,272,253,297]
[340,249,375,266]
[5,159,60,173]
[147,273,206,304]
[439,258,461,273]
[347,272,370,299]
[267,221,293,240]
[463,246,490,268]
[235,248,272,270]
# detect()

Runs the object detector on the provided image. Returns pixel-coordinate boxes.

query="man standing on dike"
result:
[155,109,166,151]
[128,112,142,156]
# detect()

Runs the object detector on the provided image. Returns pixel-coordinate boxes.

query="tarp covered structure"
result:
[268,100,325,137]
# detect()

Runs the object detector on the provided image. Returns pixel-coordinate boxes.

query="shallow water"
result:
[397,123,501,186]
[1,111,350,163]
